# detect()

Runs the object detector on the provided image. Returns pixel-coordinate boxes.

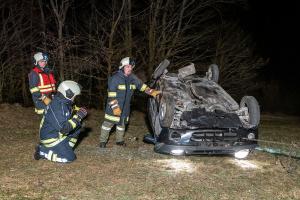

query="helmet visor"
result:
[129,58,135,67]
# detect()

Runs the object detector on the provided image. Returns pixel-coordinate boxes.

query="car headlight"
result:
[247,133,255,140]
[171,149,185,155]
[234,149,250,159]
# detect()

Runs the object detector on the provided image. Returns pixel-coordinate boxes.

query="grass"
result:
[0,104,299,200]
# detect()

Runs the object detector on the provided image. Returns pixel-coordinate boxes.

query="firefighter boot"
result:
[99,121,113,148]
[34,145,42,160]
[116,125,126,146]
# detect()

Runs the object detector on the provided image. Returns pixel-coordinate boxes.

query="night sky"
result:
[247,1,299,81]
[244,1,299,113]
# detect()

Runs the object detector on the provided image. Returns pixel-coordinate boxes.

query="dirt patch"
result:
[0,105,299,199]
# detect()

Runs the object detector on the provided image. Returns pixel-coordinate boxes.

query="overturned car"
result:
[144,59,260,159]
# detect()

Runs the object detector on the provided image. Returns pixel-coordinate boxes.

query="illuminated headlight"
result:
[247,133,255,140]
[171,149,185,155]
[234,149,250,159]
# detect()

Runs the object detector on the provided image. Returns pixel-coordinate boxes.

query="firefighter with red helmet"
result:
[28,52,56,114]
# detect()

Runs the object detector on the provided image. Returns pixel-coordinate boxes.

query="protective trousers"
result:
[39,129,80,163]
[100,121,125,143]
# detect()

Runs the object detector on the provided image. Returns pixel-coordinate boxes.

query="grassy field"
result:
[0,104,299,200]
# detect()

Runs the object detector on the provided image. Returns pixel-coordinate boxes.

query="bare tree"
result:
[50,0,71,80]
[106,0,126,76]
[212,22,268,97]
[0,0,267,108]
[0,1,32,103]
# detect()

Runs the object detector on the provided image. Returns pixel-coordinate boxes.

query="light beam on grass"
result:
[232,159,259,169]
[156,159,195,173]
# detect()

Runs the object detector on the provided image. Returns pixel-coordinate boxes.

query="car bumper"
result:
[154,142,258,155]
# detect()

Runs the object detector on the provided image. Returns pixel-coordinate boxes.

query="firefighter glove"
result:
[146,88,161,98]
[42,96,52,105]
[113,106,122,116]
[76,107,88,120]
[73,105,80,111]
[109,99,122,116]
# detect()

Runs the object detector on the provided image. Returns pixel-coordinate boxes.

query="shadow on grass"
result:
[74,126,92,149]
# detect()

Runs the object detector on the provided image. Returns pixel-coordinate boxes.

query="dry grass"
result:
[0,104,299,200]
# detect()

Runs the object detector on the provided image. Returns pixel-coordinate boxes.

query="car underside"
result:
[145,60,260,159]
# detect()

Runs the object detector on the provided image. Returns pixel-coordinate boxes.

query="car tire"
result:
[206,64,219,83]
[159,93,174,127]
[152,59,170,80]
[240,96,260,127]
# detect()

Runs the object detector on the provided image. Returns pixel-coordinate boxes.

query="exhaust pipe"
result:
[143,134,156,144]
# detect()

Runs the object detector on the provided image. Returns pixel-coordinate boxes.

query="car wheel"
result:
[152,59,170,80]
[206,64,219,83]
[240,96,260,127]
[159,94,174,127]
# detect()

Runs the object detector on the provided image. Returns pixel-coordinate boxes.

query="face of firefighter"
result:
[38,60,47,68]
[123,65,133,76]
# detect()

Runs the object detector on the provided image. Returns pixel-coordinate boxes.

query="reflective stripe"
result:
[40,151,68,163]
[140,84,147,92]
[118,85,126,90]
[39,74,44,86]
[52,154,57,162]
[38,84,55,89]
[116,126,125,131]
[108,92,117,97]
[68,119,77,129]
[69,142,75,147]
[73,105,80,111]
[39,116,45,129]
[130,85,136,90]
[42,136,67,148]
[101,125,112,131]
[30,87,40,93]
[35,108,44,114]
[105,114,120,122]
[111,104,118,109]
[41,138,59,144]
[47,150,53,160]
[68,138,77,148]
[39,88,56,93]
[109,99,118,106]
[56,157,68,163]
[70,138,77,143]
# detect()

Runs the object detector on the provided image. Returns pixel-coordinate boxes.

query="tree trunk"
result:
[124,0,132,56]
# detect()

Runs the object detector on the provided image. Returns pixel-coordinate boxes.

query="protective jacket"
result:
[40,93,81,149]
[28,66,56,114]
[105,70,148,125]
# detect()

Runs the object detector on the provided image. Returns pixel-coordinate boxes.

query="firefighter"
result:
[99,57,161,148]
[34,80,87,163]
[28,52,56,115]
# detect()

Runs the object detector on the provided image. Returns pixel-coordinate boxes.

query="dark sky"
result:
[247,0,299,83]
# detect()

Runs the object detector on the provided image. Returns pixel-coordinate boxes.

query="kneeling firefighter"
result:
[99,57,161,148]
[34,80,87,163]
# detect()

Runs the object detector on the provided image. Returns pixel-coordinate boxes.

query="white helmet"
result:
[57,80,81,101]
[119,57,135,69]
[33,52,49,65]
